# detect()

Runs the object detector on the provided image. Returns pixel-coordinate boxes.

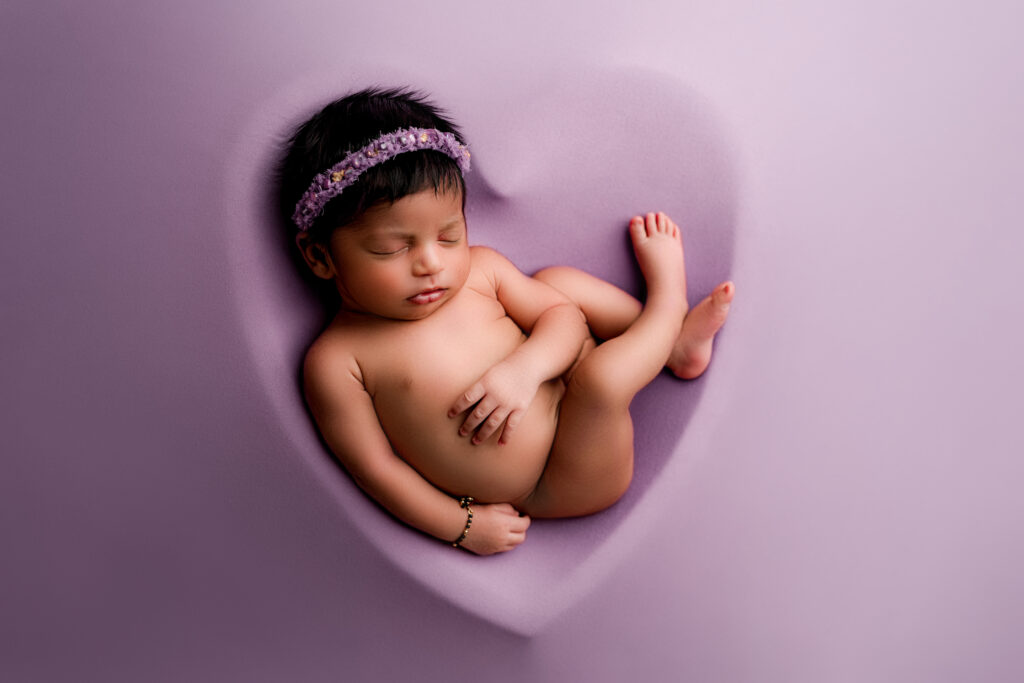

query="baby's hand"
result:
[459,503,530,555]
[448,361,539,445]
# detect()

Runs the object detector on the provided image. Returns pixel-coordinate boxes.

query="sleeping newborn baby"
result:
[278,87,733,554]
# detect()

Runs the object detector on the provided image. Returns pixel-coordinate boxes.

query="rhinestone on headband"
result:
[292,127,471,231]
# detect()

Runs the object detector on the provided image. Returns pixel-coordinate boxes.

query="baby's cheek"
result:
[450,252,472,286]
[347,264,393,295]
[382,268,410,294]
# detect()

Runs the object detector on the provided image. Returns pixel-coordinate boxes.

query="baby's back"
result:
[337,277,562,503]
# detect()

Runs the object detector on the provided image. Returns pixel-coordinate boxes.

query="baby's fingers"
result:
[459,396,498,438]
[448,383,485,419]
[497,410,524,445]
[505,530,528,549]
[505,517,530,550]
[511,512,531,533]
[471,407,511,445]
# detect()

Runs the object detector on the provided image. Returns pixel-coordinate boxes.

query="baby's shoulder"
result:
[302,323,364,386]
[467,245,517,289]
[469,244,511,269]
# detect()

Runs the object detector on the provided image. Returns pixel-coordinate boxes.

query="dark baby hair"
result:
[277,87,467,244]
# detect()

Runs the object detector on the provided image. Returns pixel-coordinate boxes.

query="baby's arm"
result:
[304,339,530,555]
[448,247,589,445]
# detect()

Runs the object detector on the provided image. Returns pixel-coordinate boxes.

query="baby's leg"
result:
[535,215,733,380]
[518,214,688,517]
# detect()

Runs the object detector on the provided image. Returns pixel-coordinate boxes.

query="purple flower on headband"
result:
[292,127,471,231]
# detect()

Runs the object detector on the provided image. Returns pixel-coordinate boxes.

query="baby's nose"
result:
[412,244,443,275]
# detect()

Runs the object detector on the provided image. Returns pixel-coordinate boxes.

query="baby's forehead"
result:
[351,192,465,231]
[333,215,463,249]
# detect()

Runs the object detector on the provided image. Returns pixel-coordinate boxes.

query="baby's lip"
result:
[408,287,446,304]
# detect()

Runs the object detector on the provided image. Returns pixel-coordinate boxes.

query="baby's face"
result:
[325,188,470,320]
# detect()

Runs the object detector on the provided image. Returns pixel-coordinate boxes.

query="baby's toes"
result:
[654,212,678,237]
[665,214,680,237]
[645,212,659,236]
[713,281,735,307]
[630,215,647,242]
[656,212,670,234]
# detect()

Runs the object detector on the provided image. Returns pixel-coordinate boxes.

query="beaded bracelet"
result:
[451,496,474,549]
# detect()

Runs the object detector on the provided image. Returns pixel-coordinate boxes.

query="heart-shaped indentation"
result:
[225,66,737,635]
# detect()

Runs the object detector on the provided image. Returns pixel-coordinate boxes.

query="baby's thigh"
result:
[516,384,635,518]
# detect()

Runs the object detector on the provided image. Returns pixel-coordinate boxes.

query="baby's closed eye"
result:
[438,229,463,243]
[366,238,408,255]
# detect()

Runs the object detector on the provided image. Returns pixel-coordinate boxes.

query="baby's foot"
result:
[667,281,734,379]
[629,213,686,311]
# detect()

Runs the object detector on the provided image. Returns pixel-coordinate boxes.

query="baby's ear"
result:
[295,233,336,280]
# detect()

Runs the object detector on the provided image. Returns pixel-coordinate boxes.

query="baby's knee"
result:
[533,266,587,300]
[533,265,580,284]
[566,354,633,409]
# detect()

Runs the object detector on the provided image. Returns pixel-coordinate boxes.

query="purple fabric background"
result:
[3,1,1023,681]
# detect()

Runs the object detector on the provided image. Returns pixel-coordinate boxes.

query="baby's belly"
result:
[374,373,563,504]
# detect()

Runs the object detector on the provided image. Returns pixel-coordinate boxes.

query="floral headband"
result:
[292,127,471,231]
